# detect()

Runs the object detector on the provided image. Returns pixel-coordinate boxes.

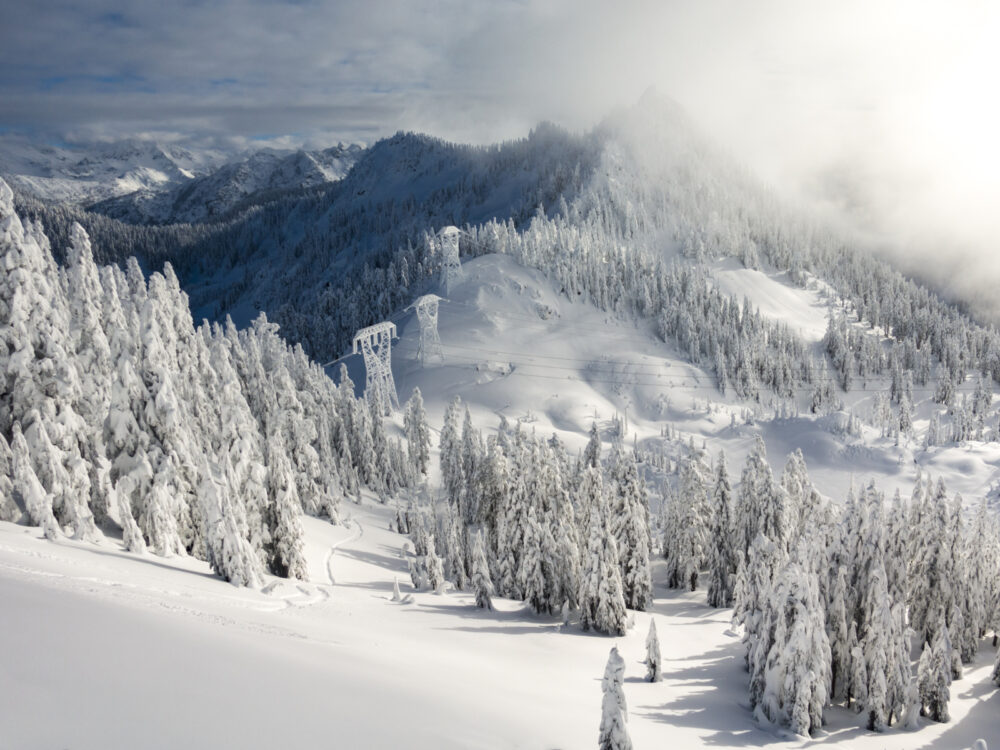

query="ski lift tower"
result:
[411,294,445,366]
[352,321,399,416]
[438,225,463,294]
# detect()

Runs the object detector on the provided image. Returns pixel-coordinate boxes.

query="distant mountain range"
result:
[0,137,364,225]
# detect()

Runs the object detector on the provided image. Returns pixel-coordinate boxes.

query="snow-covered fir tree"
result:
[265,435,308,580]
[608,446,651,610]
[754,537,830,737]
[200,457,264,588]
[10,421,60,539]
[579,467,628,636]
[707,450,736,607]
[735,437,790,561]
[646,618,662,683]
[425,533,445,593]
[439,396,464,507]
[734,532,786,711]
[403,387,431,476]
[583,421,601,470]
[0,432,19,522]
[471,529,494,610]
[599,646,631,750]
[918,614,952,723]
[664,443,710,591]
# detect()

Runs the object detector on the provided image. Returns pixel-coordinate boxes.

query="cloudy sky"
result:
[2,0,998,312]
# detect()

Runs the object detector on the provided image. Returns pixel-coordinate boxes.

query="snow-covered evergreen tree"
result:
[707,451,736,607]
[599,646,632,750]
[439,396,464,506]
[201,457,264,587]
[734,533,785,709]
[579,467,628,636]
[266,435,308,580]
[471,529,494,610]
[24,409,97,542]
[0,432,18,522]
[909,478,953,646]
[444,511,468,590]
[735,437,790,560]
[860,559,894,731]
[608,446,651,610]
[425,533,445,593]
[665,445,710,591]
[646,618,662,682]
[918,617,952,723]
[849,630,868,712]
[518,503,548,612]
[403,387,431,476]
[827,565,852,701]
[10,421,59,539]
[754,541,830,737]
[583,421,601,469]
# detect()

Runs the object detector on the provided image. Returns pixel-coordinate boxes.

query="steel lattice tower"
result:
[352,321,399,415]
[438,225,463,294]
[412,294,444,365]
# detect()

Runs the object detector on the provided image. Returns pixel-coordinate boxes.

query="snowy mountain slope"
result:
[3,199,1000,748]
[170,126,600,351]
[709,258,832,344]
[89,143,364,225]
[373,254,998,516]
[1,421,997,750]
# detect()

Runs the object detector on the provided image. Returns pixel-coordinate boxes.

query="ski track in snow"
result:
[325,517,364,587]
[263,517,364,611]
[0,546,317,640]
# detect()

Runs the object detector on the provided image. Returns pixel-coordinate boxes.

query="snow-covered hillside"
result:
[5,87,1000,748]
[377,253,998,521]
[2,181,1000,747]
[3,495,995,750]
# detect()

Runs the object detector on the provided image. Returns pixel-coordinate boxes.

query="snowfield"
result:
[2,499,997,749]
[709,258,832,344]
[382,253,999,507]
[3,251,998,748]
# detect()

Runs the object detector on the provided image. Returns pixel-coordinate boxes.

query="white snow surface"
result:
[709,258,832,344]
[2,501,997,749]
[4,252,1000,748]
[381,254,1000,505]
